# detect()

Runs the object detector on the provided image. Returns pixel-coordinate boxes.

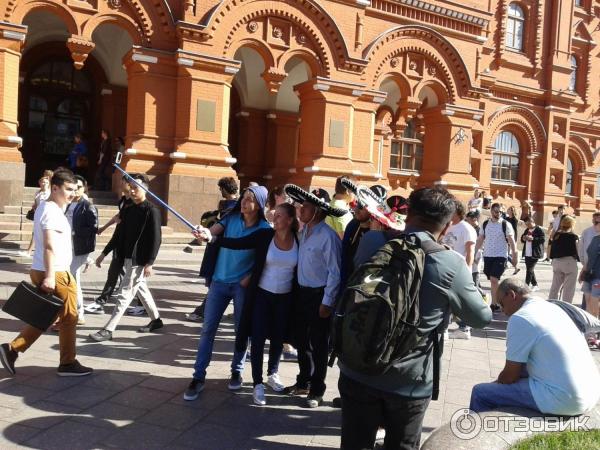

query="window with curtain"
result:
[569,55,578,92]
[566,158,575,195]
[506,3,525,51]
[390,120,423,172]
[492,131,520,182]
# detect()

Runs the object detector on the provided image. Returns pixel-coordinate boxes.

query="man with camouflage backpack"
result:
[336,187,492,450]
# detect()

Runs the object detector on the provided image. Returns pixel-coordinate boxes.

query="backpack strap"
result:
[431,329,440,401]
[420,239,446,255]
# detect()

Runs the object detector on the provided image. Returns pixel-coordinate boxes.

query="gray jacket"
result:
[340,229,492,398]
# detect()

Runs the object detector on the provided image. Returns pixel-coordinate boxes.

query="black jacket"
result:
[217,228,298,352]
[69,198,98,256]
[103,200,162,266]
[520,226,545,259]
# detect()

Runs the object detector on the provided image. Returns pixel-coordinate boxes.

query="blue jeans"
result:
[192,280,248,381]
[469,378,539,413]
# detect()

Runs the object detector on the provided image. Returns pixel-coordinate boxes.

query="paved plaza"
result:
[0,253,598,449]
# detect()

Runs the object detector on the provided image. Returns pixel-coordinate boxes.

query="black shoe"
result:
[57,360,93,377]
[0,343,18,376]
[138,318,163,333]
[283,384,310,396]
[332,397,342,408]
[89,329,113,342]
[183,378,205,401]
[490,304,501,312]
[94,296,108,305]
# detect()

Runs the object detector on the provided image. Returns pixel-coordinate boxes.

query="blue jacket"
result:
[69,198,98,256]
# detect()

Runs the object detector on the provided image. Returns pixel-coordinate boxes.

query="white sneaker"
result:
[450,329,471,340]
[267,373,285,392]
[126,306,147,316]
[18,250,31,258]
[443,330,449,341]
[253,383,266,406]
[531,286,540,292]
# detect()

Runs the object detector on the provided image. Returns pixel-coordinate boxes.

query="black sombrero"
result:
[340,177,387,206]
[284,184,348,218]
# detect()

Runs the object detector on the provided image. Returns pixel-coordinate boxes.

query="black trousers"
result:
[98,256,125,301]
[525,257,538,287]
[293,286,330,397]
[339,374,430,450]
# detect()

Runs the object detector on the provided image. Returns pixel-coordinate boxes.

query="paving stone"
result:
[139,402,205,430]
[100,422,182,449]
[22,418,114,449]
[3,401,81,429]
[74,401,148,428]
[45,385,116,409]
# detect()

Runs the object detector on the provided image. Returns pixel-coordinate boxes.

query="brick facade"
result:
[0,0,599,231]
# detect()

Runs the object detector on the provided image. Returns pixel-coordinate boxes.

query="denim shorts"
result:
[582,279,600,297]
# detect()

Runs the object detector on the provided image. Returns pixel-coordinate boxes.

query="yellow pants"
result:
[10,270,78,366]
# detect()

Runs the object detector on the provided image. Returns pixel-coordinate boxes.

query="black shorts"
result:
[483,257,507,280]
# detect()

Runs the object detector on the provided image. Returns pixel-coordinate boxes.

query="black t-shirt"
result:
[347,225,369,271]
[550,232,579,260]
[122,201,148,258]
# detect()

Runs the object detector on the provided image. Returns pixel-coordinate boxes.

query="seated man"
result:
[470,278,600,416]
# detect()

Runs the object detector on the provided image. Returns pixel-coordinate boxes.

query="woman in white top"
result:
[214,202,299,406]
[468,189,483,212]
[23,176,51,257]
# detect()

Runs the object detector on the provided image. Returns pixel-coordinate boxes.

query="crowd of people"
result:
[0,168,599,449]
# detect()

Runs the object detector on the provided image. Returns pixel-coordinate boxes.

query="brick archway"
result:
[487,106,547,153]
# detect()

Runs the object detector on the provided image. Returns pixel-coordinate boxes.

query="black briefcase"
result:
[2,281,63,331]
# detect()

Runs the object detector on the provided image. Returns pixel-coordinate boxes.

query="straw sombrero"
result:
[355,186,405,231]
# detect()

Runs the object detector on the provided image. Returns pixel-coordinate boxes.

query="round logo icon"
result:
[450,408,482,440]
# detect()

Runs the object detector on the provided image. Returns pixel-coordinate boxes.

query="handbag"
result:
[2,281,63,331]
[25,209,35,221]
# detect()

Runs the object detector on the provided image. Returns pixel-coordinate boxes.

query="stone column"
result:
[0,22,26,207]
[166,50,241,230]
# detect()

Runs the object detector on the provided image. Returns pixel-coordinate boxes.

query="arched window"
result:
[506,3,525,51]
[492,131,520,182]
[569,55,578,92]
[566,157,575,195]
[390,120,423,172]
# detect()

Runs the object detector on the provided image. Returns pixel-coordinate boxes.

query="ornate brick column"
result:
[0,22,26,207]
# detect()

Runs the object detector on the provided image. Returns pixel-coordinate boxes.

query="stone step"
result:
[0,222,21,231]
[0,214,23,223]
[2,205,119,215]
[21,198,118,206]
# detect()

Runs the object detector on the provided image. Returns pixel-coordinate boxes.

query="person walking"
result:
[468,189,483,212]
[89,173,163,341]
[475,203,518,311]
[578,212,600,311]
[0,169,93,377]
[465,211,482,287]
[183,185,271,401]
[68,134,88,177]
[339,188,492,450]
[66,175,98,324]
[282,185,344,408]
[94,129,112,191]
[22,175,51,257]
[203,202,299,406]
[548,215,579,303]
[520,216,545,291]
[579,233,600,347]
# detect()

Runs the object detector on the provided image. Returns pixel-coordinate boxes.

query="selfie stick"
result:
[113,152,197,231]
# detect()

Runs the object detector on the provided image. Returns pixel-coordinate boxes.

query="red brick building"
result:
[0,0,599,230]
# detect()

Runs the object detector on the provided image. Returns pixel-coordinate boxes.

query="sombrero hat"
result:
[356,186,405,231]
[340,178,388,206]
[284,184,348,218]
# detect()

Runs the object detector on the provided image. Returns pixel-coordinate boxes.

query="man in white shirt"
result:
[470,278,600,415]
[578,212,600,310]
[443,201,477,339]
[475,203,518,310]
[0,170,93,377]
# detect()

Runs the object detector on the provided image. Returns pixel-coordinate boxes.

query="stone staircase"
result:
[0,187,205,266]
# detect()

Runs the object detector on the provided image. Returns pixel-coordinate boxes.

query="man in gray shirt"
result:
[339,187,492,450]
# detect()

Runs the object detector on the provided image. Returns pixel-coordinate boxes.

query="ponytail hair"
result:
[277,202,299,233]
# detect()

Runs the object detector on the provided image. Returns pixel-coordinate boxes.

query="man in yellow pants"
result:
[0,169,93,377]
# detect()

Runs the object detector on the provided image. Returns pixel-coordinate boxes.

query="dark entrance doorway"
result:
[19,44,105,186]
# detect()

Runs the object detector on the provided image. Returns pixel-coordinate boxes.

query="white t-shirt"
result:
[468,197,483,211]
[479,218,514,258]
[443,220,477,268]
[506,297,600,416]
[258,238,298,294]
[552,213,564,232]
[34,190,49,209]
[32,201,73,272]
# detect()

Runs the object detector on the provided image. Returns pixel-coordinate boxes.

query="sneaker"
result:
[443,330,449,341]
[57,360,93,377]
[228,372,243,391]
[267,373,285,392]
[283,349,298,361]
[306,394,323,408]
[513,267,521,275]
[531,286,540,292]
[253,383,266,406]
[283,384,310,396]
[0,343,18,376]
[184,312,203,323]
[89,329,112,342]
[77,317,86,325]
[94,296,108,305]
[126,306,147,316]
[332,397,342,408]
[183,378,205,401]
[84,303,104,314]
[450,329,471,340]
[137,318,163,333]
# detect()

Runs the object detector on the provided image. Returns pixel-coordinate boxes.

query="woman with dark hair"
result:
[266,185,287,223]
[95,129,112,190]
[196,202,299,406]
